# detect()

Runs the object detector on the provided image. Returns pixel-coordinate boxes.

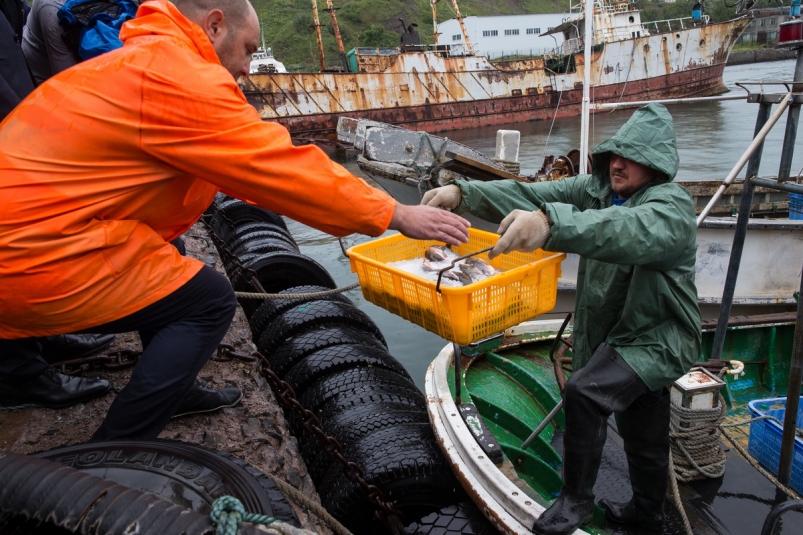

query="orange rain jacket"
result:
[0,0,395,339]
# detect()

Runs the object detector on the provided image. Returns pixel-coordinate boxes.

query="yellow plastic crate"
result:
[347,228,565,345]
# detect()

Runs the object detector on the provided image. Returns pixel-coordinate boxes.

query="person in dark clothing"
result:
[0,0,34,120]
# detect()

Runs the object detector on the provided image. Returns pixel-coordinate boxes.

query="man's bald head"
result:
[173,0,260,78]
[174,0,250,28]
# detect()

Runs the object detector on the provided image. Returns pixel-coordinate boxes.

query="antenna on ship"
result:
[429,0,441,44]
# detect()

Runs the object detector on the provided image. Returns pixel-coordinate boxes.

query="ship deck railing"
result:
[645,15,709,34]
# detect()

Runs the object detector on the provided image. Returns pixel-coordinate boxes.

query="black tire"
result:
[266,323,387,377]
[249,285,353,341]
[233,255,337,318]
[227,221,295,244]
[232,237,300,258]
[301,402,428,485]
[403,501,500,535]
[317,423,467,534]
[228,229,298,255]
[284,343,411,397]
[217,199,288,231]
[32,439,299,526]
[257,300,384,356]
[297,367,419,421]
[209,200,287,242]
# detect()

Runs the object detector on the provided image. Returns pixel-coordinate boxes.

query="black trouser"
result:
[562,343,667,478]
[0,264,235,440]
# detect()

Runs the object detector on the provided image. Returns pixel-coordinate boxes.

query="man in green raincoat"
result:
[422,103,701,535]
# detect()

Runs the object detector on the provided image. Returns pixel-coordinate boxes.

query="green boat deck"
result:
[449,313,803,534]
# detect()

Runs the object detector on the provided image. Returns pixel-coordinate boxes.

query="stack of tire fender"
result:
[206,196,480,535]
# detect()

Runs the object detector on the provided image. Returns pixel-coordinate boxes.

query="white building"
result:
[437,13,568,59]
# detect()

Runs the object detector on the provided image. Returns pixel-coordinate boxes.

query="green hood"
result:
[592,103,679,183]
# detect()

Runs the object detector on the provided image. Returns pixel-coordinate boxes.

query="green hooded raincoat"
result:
[455,104,701,390]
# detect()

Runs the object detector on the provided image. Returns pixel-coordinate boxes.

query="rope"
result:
[235,282,360,300]
[667,451,694,535]
[211,495,278,535]
[409,132,449,176]
[669,395,727,482]
[263,472,354,535]
[719,418,803,500]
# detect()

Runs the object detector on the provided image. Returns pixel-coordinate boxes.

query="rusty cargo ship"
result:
[241,0,752,137]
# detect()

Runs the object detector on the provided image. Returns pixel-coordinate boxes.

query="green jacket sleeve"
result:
[456,176,593,224]
[543,184,695,271]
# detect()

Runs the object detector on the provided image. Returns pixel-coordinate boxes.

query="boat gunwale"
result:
[426,343,591,534]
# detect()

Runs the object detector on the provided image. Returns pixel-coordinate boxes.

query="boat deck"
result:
[552,423,803,534]
[447,315,803,534]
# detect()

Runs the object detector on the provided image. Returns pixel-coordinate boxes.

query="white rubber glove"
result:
[420,185,462,211]
[489,210,551,260]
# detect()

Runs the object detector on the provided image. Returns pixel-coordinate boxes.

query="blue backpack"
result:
[57,0,139,61]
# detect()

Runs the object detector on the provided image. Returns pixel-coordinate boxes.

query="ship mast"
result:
[429,0,440,44]
[579,0,595,174]
[449,0,474,55]
[323,0,348,71]
[310,0,326,71]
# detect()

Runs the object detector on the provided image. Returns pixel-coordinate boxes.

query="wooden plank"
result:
[443,151,529,182]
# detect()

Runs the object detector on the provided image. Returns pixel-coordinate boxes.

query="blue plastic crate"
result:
[747,396,803,494]
[790,193,803,220]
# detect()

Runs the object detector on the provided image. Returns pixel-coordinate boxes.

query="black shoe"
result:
[0,368,111,409]
[532,486,596,535]
[598,394,670,533]
[40,333,116,362]
[173,380,242,418]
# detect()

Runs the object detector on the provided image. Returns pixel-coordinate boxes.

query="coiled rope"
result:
[211,495,319,535]
[235,282,360,300]
[669,395,727,481]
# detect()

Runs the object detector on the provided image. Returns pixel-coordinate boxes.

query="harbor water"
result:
[286,58,801,390]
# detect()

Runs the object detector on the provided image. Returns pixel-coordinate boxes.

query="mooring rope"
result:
[262,472,354,535]
[211,495,319,535]
[669,396,728,481]
[235,282,360,300]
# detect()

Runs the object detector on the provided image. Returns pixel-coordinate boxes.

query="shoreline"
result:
[727,48,797,65]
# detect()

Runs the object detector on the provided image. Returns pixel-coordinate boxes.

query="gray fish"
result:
[460,263,485,282]
[442,270,460,281]
[425,245,451,262]
[465,257,497,276]
[452,269,473,286]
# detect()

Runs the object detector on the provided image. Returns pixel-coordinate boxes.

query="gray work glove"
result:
[421,185,462,211]
[489,210,551,260]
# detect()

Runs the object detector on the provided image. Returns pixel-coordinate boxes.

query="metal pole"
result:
[309,0,326,71]
[779,267,803,485]
[452,342,462,405]
[697,94,792,226]
[579,0,594,174]
[708,102,773,362]
[522,399,563,450]
[777,50,803,487]
[323,0,348,71]
[592,94,747,109]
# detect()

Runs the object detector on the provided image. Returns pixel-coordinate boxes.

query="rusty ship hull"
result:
[243,16,750,137]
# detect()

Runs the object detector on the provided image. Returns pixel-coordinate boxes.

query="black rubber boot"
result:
[599,393,670,533]
[0,368,111,409]
[532,436,603,535]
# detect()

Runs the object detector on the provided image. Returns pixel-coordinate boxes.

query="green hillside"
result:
[249,0,758,71]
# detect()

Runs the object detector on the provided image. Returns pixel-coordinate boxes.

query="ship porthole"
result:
[629,16,635,22]
[662,36,667,42]
[676,43,683,51]
[699,39,705,47]
[644,44,650,52]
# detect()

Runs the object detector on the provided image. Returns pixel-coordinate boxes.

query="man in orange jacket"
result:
[0,0,470,440]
